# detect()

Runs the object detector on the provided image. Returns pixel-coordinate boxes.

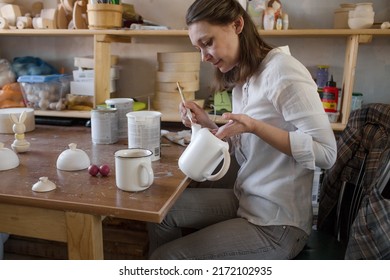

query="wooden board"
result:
[4,218,149,260]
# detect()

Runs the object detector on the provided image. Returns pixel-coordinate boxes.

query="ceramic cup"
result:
[115,148,154,192]
[178,124,230,182]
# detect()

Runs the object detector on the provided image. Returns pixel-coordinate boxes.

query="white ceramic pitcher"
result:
[178,124,230,182]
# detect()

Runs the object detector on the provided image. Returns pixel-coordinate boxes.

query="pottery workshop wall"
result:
[0,0,389,105]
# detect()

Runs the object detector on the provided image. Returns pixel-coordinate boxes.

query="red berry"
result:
[99,164,110,176]
[88,164,100,176]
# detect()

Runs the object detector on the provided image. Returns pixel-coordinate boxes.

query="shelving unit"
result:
[1,28,389,130]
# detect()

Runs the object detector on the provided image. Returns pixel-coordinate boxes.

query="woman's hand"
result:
[214,113,255,139]
[218,112,292,156]
[179,101,218,129]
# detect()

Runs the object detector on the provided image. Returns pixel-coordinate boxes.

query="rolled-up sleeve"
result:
[290,114,337,170]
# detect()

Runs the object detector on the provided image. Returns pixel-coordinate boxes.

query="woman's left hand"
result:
[217,112,292,156]
[214,112,255,139]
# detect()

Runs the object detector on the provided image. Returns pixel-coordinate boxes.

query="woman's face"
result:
[188,19,242,73]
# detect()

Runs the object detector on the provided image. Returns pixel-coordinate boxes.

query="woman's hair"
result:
[186,0,273,92]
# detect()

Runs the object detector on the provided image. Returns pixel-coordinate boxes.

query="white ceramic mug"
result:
[178,124,230,182]
[115,148,154,192]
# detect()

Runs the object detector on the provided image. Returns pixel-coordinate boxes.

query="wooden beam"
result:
[0,203,67,242]
[340,35,359,126]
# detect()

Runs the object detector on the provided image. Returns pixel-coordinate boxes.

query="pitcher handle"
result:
[138,163,154,189]
[205,148,231,181]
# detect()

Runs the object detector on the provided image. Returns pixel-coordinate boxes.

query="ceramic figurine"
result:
[10,111,30,153]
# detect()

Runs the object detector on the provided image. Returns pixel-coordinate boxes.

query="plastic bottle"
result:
[322,75,339,113]
[282,13,289,30]
[276,17,283,30]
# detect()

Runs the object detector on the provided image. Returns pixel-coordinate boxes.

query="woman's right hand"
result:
[179,101,218,130]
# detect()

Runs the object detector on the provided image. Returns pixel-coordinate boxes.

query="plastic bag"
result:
[0,59,16,88]
[11,56,59,78]
[0,82,25,108]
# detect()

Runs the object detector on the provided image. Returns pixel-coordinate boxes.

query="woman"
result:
[148,0,337,259]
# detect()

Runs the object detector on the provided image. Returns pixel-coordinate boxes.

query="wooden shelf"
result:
[2,28,388,131]
[34,110,91,119]
[1,28,389,37]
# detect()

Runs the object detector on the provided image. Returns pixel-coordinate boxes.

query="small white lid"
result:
[32,177,56,192]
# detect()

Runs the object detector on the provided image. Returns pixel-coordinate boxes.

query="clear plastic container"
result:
[18,74,71,110]
[351,92,363,111]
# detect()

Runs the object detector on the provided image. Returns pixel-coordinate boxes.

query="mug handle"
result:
[205,148,231,181]
[137,163,154,190]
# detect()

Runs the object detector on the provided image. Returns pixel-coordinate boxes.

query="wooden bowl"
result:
[87,4,123,30]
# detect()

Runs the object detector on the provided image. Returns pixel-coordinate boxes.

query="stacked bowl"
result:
[153,52,201,115]
[348,2,375,29]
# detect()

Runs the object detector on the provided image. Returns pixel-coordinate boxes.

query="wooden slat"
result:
[4,218,149,260]
[0,203,67,242]
[340,35,359,126]
[94,35,112,105]
[4,236,68,260]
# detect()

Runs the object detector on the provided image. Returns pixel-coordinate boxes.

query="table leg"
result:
[65,212,104,260]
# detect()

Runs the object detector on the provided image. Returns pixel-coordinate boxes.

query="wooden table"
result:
[0,124,190,259]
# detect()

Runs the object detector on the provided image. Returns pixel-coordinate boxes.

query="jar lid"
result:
[32,177,56,192]
[326,75,337,87]
[317,65,329,69]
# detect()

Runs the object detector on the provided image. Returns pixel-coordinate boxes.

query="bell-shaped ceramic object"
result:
[0,142,19,171]
[56,143,90,171]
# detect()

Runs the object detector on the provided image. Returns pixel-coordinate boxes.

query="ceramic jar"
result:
[348,2,375,29]
[263,7,275,30]
[355,3,374,13]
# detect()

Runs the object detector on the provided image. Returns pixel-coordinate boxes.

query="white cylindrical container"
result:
[105,98,134,139]
[263,7,275,30]
[0,107,35,134]
[127,111,161,161]
[91,107,118,144]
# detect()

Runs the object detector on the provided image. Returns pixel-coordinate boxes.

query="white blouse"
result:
[231,47,337,235]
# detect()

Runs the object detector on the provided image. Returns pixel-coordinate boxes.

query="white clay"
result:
[39,98,49,109]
